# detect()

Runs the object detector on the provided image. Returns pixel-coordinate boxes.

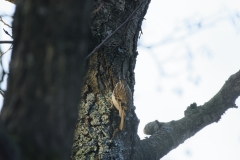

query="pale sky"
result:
[135,0,240,160]
[0,1,240,160]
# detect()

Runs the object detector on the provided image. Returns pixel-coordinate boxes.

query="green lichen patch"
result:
[72,92,113,160]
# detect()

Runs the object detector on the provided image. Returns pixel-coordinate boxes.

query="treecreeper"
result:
[112,77,132,130]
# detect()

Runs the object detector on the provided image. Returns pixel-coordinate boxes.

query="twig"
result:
[85,2,144,60]
[3,28,13,38]
[0,62,5,82]
[0,16,12,28]
[0,90,4,97]
[2,45,13,56]
[0,41,13,44]
[91,2,104,15]
[5,0,16,5]
[0,53,6,98]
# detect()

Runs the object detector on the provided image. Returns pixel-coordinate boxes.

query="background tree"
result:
[0,0,92,159]
[0,0,239,160]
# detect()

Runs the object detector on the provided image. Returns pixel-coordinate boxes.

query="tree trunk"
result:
[0,0,92,159]
[72,0,151,159]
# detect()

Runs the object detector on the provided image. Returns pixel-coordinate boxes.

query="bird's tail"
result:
[120,111,125,130]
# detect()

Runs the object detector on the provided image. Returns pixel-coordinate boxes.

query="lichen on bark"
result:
[72,0,150,159]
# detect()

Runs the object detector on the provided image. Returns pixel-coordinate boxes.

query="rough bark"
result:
[0,0,92,159]
[72,0,151,159]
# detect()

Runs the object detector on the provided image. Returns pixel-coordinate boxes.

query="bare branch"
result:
[0,41,13,44]
[3,28,13,38]
[0,44,13,58]
[0,16,12,28]
[5,0,16,5]
[0,90,5,97]
[134,70,240,160]
[91,2,104,15]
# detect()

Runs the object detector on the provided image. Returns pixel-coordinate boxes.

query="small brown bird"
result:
[112,77,132,130]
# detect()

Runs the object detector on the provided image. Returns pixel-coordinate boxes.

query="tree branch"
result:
[5,0,16,5]
[133,70,240,160]
[0,16,12,28]
[3,29,13,39]
[0,41,13,44]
